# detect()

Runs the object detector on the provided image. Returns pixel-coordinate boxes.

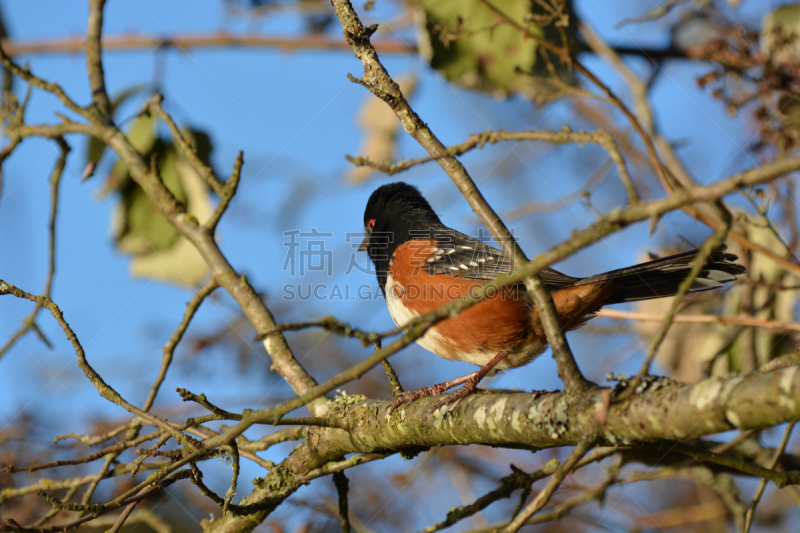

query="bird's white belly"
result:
[384,274,498,367]
[384,274,418,326]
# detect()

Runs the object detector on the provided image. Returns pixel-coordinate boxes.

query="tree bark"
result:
[204,364,800,532]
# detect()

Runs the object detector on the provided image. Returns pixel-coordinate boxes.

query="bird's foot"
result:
[391,382,455,408]
[390,351,509,410]
[429,376,493,412]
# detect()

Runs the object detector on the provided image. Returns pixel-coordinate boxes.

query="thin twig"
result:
[0,45,87,119]
[144,278,218,412]
[332,471,352,533]
[0,281,196,446]
[597,309,800,333]
[206,151,243,230]
[295,453,392,484]
[86,0,110,118]
[376,338,404,396]
[500,438,595,532]
[176,388,350,429]
[741,188,800,266]
[242,426,308,452]
[3,429,161,473]
[622,207,732,399]
[743,422,797,532]
[255,315,381,346]
[0,138,68,361]
[108,501,138,533]
[148,93,226,196]
[381,360,404,397]
[348,127,640,203]
[223,443,240,515]
[0,33,418,56]
[649,440,800,488]
[31,485,80,528]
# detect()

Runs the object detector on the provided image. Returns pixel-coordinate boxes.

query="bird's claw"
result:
[428,381,492,413]
[391,383,450,408]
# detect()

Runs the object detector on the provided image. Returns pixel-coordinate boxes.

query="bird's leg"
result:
[391,351,509,409]
[429,351,509,411]
[391,373,476,407]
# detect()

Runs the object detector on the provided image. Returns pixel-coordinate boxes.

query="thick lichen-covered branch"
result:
[203,364,800,532]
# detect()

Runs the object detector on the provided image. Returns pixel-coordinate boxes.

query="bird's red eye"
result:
[368,219,375,230]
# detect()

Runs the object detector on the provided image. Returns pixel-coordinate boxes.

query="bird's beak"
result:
[358,234,369,252]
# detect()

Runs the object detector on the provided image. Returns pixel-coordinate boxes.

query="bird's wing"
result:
[425,229,579,289]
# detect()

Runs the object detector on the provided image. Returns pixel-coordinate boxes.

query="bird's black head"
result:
[359,182,442,291]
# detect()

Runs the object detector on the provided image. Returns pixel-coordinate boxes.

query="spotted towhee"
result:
[359,182,746,406]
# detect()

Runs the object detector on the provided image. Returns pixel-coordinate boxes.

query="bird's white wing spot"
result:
[690,278,723,289]
[707,270,736,282]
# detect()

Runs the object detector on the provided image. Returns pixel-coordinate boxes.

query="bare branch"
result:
[744,422,797,532]
[501,438,594,532]
[348,127,640,203]
[0,45,88,119]
[86,0,110,118]
[144,278,218,412]
[0,137,69,361]
[477,0,673,192]
[206,151,243,230]
[205,362,800,532]
[0,33,418,56]
[597,309,800,333]
[625,209,732,396]
[332,471,351,533]
[148,93,226,196]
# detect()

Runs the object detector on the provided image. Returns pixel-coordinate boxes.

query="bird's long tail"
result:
[577,247,746,305]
